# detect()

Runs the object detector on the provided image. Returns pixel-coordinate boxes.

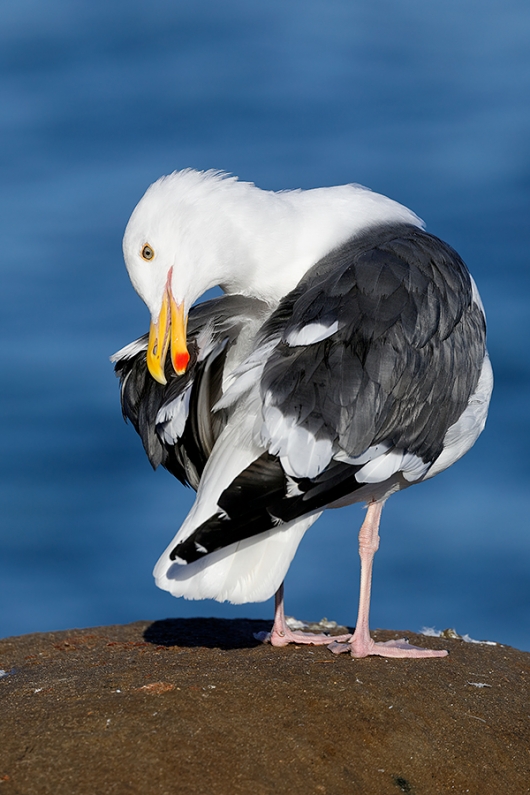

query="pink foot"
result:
[256,626,351,647]
[256,582,351,647]
[265,627,351,646]
[328,636,448,659]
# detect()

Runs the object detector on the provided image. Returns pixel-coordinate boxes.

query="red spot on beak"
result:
[174,351,190,374]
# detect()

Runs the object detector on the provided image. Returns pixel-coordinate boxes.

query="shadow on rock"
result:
[143,617,273,649]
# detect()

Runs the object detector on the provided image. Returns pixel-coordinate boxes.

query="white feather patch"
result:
[285,476,303,497]
[156,385,193,445]
[215,339,278,410]
[354,447,430,484]
[285,320,339,347]
[214,366,260,410]
[355,449,405,483]
[400,452,432,482]
[281,431,333,479]
[110,336,148,362]
[262,402,333,479]
[334,443,391,466]
[154,513,321,604]
[262,404,293,455]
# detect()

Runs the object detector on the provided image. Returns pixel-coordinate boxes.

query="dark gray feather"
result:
[260,223,486,463]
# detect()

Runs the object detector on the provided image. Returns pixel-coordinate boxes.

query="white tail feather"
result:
[153,396,321,603]
[154,514,320,604]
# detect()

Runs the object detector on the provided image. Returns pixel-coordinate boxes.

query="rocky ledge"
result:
[1,619,529,794]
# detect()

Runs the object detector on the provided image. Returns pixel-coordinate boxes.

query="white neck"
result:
[184,178,424,306]
[124,171,424,315]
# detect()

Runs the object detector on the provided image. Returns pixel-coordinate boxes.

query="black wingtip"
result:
[170,538,210,563]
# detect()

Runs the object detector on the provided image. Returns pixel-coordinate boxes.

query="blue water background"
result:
[1,0,529,649]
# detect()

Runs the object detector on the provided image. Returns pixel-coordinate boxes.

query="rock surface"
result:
[1,618,529,794]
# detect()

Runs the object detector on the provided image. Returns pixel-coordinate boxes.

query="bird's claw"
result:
[328,636,449,658]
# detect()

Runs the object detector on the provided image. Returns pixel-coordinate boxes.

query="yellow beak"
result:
[146,285,189,385]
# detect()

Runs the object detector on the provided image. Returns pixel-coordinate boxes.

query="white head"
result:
[122,170,248,383]
[122,168,423,384]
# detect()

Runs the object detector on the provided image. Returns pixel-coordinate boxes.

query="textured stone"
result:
[1,619,529,795]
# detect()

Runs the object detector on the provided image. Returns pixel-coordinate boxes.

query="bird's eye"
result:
[141,244,155,261]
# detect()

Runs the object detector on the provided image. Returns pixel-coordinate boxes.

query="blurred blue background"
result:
[1,0,529,649]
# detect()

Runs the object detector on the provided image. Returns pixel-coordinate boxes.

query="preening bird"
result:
[112,169,492,658]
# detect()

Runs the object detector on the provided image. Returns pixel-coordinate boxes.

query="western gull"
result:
[112,169,492,658]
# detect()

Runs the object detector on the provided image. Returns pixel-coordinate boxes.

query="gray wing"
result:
[171,223,490,564]
[259,222,487,476]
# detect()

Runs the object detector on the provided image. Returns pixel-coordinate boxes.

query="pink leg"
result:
[328,501,448,659]
[255,582,351,647]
